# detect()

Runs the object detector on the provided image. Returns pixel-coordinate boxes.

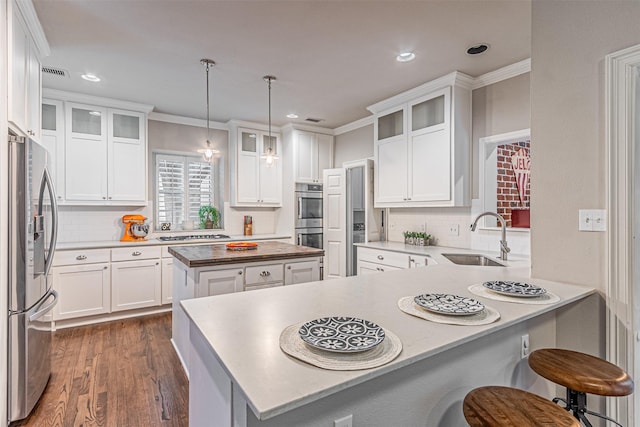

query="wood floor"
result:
[13,313,189,427]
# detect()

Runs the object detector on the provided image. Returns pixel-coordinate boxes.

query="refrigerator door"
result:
[8,289,59,422]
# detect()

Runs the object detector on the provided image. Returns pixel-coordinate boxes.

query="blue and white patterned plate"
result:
[413,294,485,316]
[298,317,386,353]
[483,281,547,298]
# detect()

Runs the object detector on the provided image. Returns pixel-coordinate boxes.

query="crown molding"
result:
[280,123,334,135]
[149,112,227,130]
[334,116,374,135]
[15,0,50,56]
[226,119,283,133]
[472,58,531,90]
[43,88,154,113]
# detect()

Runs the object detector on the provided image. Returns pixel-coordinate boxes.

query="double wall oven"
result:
[295,183,322,249]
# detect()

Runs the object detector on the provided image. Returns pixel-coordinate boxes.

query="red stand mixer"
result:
[121,215,149,242]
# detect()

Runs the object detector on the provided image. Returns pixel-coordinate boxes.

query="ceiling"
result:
[33,1,531,130]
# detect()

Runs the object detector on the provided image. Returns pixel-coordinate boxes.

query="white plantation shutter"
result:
[155,153,220,229]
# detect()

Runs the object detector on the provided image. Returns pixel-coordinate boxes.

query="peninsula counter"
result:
[181,264,596,426]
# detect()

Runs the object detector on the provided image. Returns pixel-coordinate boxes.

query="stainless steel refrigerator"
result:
[8,135,59,422]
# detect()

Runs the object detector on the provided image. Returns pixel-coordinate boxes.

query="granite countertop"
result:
[168,241,324,268]
[55,234,292,250]
[181,264,594,420]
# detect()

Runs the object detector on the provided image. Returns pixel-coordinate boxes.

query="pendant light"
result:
[261,75,279,167]
[197,58,220,162]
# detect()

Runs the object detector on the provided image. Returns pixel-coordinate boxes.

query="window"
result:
[155,153,222,229]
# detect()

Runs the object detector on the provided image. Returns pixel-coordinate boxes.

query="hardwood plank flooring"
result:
[12,313,189,427]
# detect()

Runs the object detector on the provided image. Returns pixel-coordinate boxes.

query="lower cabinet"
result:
[111,259,161,312]
[52,262,111,320]
[285,260,320,284]
[357,260,402,275]
[161,257,173,305]
[197,268,244,297]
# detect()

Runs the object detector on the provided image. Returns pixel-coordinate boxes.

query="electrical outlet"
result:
[334,414,353,427]
[448,224,459,236]
[521,334,530,359]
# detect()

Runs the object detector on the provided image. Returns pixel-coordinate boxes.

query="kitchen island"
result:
[169,241,324,375]
[181,263,596,426]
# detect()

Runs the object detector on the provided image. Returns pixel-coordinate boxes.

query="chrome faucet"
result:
[470,212,511,261]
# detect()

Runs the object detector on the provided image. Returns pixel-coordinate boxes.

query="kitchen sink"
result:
[442,253,506,267]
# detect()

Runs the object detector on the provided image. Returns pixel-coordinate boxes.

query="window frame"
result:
[154,151,224,231]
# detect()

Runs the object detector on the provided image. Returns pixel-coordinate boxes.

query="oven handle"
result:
[297,198,303,219]
[297,233,302,245]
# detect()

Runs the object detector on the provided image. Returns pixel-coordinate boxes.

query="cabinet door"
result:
[65,103,108,201]
[8,4,28,133]
[52,263,111,320]
[111,259,161,312]
[258,133,282,204]
[295,131,316,183]
[375,136,407,204]
[284,260,319,285]
[237,129,260,204]
[409,127,450,202]
[161,258,173,305]
[197,268,243,297]
[316,134,333,182]
[108,109,146,202]
[26,40,41,140]
[41,99,65,202]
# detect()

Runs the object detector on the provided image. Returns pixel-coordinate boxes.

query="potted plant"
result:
[198,205,220,229]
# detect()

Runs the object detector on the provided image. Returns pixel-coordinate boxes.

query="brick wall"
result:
[496,140,530,227]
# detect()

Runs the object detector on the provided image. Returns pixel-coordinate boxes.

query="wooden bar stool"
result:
[463,386,579,426]
[528,348,634,427]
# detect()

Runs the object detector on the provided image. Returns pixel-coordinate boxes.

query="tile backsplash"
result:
[57,202,279,242]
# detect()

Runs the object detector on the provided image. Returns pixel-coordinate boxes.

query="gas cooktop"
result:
[157,234,231,242]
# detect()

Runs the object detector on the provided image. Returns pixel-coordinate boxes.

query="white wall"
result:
[334,125,373,167]
[530,0,640,288]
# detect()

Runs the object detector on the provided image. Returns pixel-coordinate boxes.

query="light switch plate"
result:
[579,209,607,232]
[448,224,459,236]
[579,210,592,231]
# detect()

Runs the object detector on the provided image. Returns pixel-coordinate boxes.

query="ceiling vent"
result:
[42,66,70,78]
[305,117,323,123]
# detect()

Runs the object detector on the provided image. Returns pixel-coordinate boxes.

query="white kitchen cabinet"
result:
[356,246,411,275]
[8,0,42,140]
[51,249,112,321]
[294,130,333,183]
[161,258,173,305]
[230,126,282,207]
[41,99,65,201]
[111,259,162,312]
[63,102,147,205]
[284,259,320,285]
[357,260,402,275]
[369,72,472,207]
[197,268,244,297]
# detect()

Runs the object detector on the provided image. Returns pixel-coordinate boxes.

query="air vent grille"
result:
[305,117,323,123]
[42,66,69,78]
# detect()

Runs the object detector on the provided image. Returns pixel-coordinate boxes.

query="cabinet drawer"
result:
[53,249,111,266]
[357,247,409,269]
[244,263,284,285]
[245,282,284,291]
[111,246,161,262]
[358,260,402,274]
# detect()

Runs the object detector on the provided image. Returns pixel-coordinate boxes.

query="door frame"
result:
[606,43,640,426]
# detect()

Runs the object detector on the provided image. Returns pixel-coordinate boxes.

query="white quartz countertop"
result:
[180,264,594,421]
[355,241,530,267]
[55,234,291,250]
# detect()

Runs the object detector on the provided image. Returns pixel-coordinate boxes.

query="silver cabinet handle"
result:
[376,267,384,272]
[108,197,112,200]
[377,255,384,260]
[76,255,87,260]
[103,266,108,270]
[287,266,292,270]
[132,251,142,256]
[155,262,159,265]
[102,197,106,200]
[260,271,271,277]
[238,271,243,275]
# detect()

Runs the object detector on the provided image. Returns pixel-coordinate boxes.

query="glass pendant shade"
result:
[261,75,278,167]
[199,58,219,162]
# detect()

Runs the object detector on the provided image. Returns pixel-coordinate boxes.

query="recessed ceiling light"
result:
[81,73,101,82]
[286,113,299,119]
[466,43,490,55]
[396,52,416,62]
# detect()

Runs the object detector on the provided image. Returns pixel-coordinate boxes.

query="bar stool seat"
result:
[463,386,579,427]
[528,348,634,427]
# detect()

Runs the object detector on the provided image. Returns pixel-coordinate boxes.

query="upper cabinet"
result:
[8,0,49,141]
[368,71,472,208]
[229,124,283,207]
[42,90,153,206]
[293,130,333,183]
